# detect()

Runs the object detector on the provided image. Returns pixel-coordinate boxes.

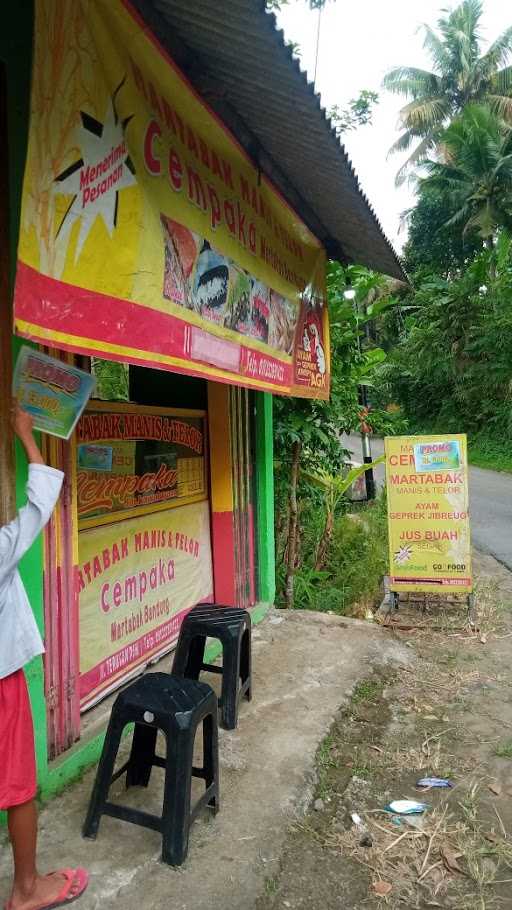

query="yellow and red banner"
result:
[14,0,329,398]
[78,501,213,708]
[385,435,472,593]
[76,405,207,525]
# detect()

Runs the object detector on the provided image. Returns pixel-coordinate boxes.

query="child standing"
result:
[1,404,88,910]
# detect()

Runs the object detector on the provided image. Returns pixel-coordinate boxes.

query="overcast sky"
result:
[275,0,511,251]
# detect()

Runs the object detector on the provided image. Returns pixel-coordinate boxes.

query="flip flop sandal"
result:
[5,868,89,910]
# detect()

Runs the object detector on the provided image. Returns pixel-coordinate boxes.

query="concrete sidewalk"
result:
[0,610,411,910]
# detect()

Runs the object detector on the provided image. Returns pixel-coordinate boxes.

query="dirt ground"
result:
[0,608,411,910]
[257,551,512,910]
[2,553,511,909]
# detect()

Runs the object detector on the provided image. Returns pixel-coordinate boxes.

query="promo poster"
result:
[13,346,95,439]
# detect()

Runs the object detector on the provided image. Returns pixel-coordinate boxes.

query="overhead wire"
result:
[313,5,323,85]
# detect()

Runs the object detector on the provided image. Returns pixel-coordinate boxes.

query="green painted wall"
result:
[2,0,49,818]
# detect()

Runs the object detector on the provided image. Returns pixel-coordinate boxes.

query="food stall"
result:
[2,0,402,795]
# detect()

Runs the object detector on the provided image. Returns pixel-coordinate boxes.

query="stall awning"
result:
[139,0,404,281]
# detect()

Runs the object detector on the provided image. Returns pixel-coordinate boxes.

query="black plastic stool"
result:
[172,604,252,730]
[82,673,219,866]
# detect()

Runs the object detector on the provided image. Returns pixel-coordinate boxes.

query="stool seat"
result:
[83,673,219,866]
[177,604,248,634]
[172,604,252,730]
[117,673,212,720]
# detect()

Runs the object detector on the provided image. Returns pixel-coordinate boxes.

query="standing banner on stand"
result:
[385,435,472,593]
[13,0,329,399]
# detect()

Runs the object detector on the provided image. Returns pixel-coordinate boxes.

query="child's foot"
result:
[8,868,88,910]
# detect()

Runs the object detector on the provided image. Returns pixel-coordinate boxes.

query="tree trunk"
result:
[315,508,334,570]
[295,501,303,568]
[284,441,301,609]
[275,501,288,561]
[486,236,497,282]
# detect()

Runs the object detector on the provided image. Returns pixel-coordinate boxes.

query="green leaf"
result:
[301,456,385,496]
[367,296,400,318]
[362,348,387,366]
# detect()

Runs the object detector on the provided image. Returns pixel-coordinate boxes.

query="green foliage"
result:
[351,678,384,703]
[293,566,332,607]
[266,0,332,10]
[383,0,512,184]
[91,358,130,401]
[378,4,512,483]
[467,433,512,473]
[420,104,512,242]
[402,183,481,276]
[316,734,339,799]
[274,262,397,478]
[264,877,279,895]
[380,233,512,444]
[278,492,389,614]
[322,494,389,613]
[275,261,403,607]
[301,458,385,501]
[286,40,301,57]
[495,740,512,759]
[328,90,379,135]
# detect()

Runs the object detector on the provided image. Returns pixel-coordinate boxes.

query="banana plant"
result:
[301,457,385,570]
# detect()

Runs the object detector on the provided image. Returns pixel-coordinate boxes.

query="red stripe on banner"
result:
[14,262,293,391]
[79,605,199,700]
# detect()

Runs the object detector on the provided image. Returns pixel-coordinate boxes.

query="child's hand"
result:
[12,401,35,443]
[11,401,45,464]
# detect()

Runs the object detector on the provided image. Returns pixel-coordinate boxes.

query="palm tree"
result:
[419,104,512,246]
[383,0,512,184]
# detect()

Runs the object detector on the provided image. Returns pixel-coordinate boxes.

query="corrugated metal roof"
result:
[136,0,404,280]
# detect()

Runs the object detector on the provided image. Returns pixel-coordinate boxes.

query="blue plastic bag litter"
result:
[416,777,452,789]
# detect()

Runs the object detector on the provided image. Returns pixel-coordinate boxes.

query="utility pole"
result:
[360,302,376,501]
[358,385,376,501]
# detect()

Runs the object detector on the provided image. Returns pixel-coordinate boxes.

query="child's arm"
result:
[14,405,45,466]
[0,404,64,578]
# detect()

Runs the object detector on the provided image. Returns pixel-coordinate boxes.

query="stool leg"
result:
[161,732,193,866]
[203,711,220,814]
[185,634,206,679]
[83,713,124,839]
[240,627,252,701]
[173,632,206,680]
[172,629,193,676]
[173,629,206,679]
[220,641,240,730]
[126,723,158,788]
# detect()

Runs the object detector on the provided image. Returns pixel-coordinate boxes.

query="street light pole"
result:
[344,285,376,501]
[358,385,376,501]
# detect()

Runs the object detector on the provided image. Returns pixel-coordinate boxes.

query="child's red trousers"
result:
[0,669,37,810]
